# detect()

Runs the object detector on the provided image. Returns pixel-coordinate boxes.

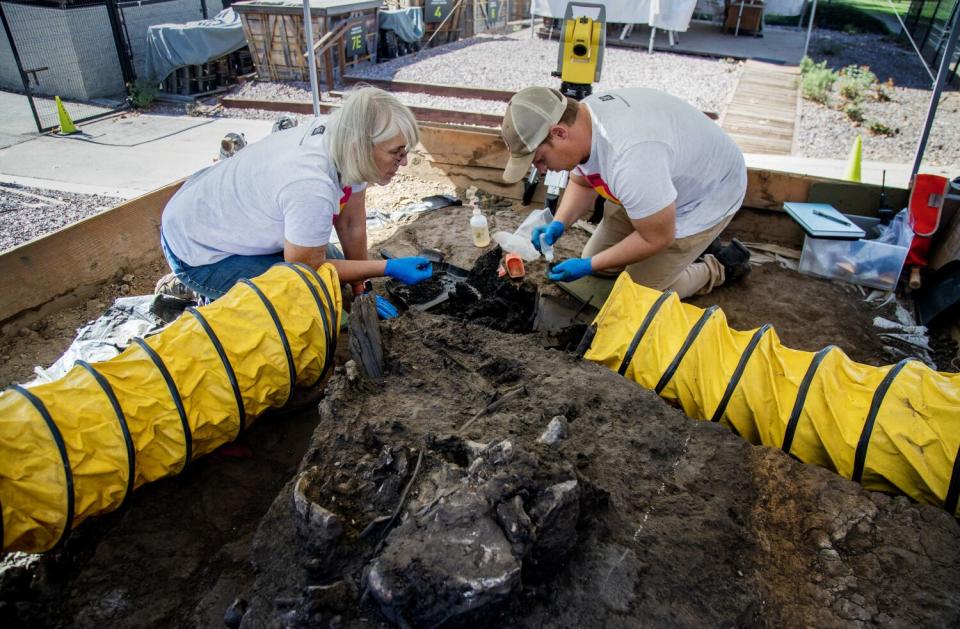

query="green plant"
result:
[844,103,864,123]
[867,120,895,136]
[800,57,837,104]
[836,65,877,103]
[874,78,894,102]
[127,80,159,109]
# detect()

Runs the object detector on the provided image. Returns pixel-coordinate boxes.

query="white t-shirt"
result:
[574,88,747,239]
[161,118,366,267]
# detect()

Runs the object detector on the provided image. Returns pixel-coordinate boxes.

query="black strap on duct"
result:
[239,279,297,405]
[10,384,75,550]
[945,443,960,515]
[617,290,675,376]
[852,359,912,483]
[295,262,340,359]
[710,324,772,424]
[77,361,136,506]
[655,306,718,395]
[781,345,835,454]
[283,263,335,384]
[133,337,193,470]
[186,307,247,438]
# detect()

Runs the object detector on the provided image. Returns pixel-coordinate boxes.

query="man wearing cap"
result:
[501,86,751,297]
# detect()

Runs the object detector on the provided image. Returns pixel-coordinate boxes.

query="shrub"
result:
[868,120,895,136]
[127,80,159,109]
[836,65,877,103]
[874,78,894,102]
[844,103,864,123]
[800,57,837,104]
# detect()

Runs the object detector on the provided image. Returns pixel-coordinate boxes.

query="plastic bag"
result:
[493,209,554,261]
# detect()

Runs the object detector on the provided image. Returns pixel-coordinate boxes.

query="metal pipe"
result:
[911,0,960,179]
[0,2,43,133]
[302,0,320,116]
[803,0,818,59]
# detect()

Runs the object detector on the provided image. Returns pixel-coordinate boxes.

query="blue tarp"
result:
[379,7,425,44]
[144,9,248,83]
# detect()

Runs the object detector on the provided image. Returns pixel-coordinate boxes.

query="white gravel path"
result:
[344,30,742,114]
[0,183,119,253]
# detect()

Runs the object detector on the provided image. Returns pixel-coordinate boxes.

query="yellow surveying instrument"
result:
[551,2,605,101]
[523,3,606,211]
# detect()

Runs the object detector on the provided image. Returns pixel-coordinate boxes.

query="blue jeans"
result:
[161,235,344,300]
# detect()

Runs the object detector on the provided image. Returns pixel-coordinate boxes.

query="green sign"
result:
[345,23,367,58]
[487,0,500,21]
[424,0,452,24]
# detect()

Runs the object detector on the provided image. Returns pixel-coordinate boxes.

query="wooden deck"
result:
[721,60,800,155]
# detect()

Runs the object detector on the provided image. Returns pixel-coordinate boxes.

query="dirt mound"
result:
[236,313,960,627]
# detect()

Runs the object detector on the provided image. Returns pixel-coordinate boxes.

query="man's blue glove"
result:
[548,257,593,282]
[531,221,565,252]
[375,295,398,320]
[385,256,432,285]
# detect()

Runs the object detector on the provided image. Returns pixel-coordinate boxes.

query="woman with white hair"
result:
[158,87,430,316]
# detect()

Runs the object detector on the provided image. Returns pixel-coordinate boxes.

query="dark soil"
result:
[2,204,958,628]
[236,313,960,628]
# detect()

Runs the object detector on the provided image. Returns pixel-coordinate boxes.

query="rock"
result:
[366,489,521,627]
[18,328,30,338]
[537,415,569,445]
[528,480,580,576]
[122,274,134,283]
[120,284,131,295]
[495,495,534,553]
[292,468,343,553]
[223,596,247,628]
[302,581,351,612]
[344,360,359,383]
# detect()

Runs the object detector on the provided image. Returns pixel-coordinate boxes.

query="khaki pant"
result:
[582,202,735,299]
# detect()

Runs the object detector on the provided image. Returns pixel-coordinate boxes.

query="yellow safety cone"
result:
[55,96,79,135]
[844,134,862,182]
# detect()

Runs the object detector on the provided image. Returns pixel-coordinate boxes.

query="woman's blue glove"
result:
[375,295,398,320]
[531,221,565,252]
[385,256,432,285]
[548,257,593,282]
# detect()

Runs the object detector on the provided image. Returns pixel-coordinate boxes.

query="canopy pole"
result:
[303,0,321,116]
[911,3,960,179]
[803,0,818,59]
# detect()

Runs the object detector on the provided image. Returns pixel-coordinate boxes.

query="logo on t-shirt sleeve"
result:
[339,186,352,211]
[584,173,622,205]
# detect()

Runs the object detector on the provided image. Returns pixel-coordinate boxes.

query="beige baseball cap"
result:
[500,86,568,183]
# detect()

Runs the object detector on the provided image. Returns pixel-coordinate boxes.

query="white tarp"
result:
[766,0,807,16]
[143,8,248,83]
[531,0,698,31]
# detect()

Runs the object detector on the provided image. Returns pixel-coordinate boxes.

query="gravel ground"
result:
[797,30,960,167]
[344,30,743,114]
[0,183,120,253]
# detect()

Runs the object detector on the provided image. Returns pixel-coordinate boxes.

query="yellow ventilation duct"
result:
[0,263,341,554]
[584,274,960,515]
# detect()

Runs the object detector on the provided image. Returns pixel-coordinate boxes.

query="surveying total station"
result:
[552,2,606,101]
[523,2,606,214]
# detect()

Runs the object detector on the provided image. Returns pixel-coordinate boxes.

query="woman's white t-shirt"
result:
[162,118,365,266]
[574,88,747,239]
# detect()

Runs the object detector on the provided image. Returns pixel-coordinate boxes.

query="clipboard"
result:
[783,202,866,240]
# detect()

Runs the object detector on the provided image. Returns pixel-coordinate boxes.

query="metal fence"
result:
[0,0,210,133]
[906,0,960,82]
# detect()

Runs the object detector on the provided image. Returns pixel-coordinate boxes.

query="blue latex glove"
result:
[548,257,593,282]
[531,220,565,252]
[375,295,398,320]
[385,256,432,285]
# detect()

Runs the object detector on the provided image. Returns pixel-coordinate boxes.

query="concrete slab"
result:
[617,21,807,65]
[0,113,277,198]
[0,91,40,150]
[0,90,120,149]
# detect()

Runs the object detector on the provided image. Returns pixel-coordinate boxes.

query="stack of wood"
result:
[160,48,254,97]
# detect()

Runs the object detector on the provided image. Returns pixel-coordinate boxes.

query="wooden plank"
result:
[0,181,182,325]
[342,76,516,102]
[219,98,502,127]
